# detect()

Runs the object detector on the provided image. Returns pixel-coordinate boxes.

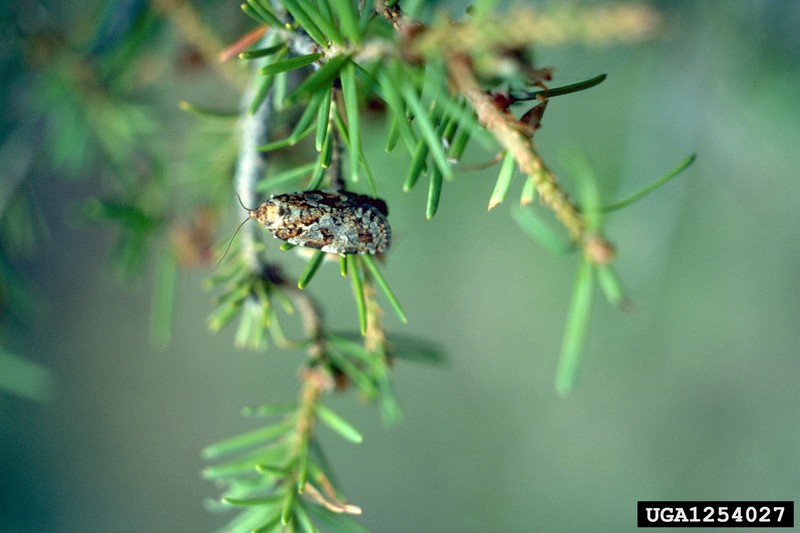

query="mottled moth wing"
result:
[253,191,391,255]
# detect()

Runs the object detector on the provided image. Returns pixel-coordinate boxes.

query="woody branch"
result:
[379,1,615,263]
[446,54,601,251]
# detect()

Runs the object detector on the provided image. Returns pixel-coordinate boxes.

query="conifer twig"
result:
[447,54,614,263]
[377,0,614,263]
[447,55,583,238]
[234,72,273,270]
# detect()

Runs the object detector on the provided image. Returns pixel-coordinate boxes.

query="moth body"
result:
[250,191,391,255]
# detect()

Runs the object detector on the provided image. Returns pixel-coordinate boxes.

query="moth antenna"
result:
[236,192,256,211]
[216,193,260,267]
[216,215,251,268]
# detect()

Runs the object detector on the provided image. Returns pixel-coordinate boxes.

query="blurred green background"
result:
[2,1,799,531]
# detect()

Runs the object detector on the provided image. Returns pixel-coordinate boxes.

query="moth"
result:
[225,191,390,256]
[218,191,391,265]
